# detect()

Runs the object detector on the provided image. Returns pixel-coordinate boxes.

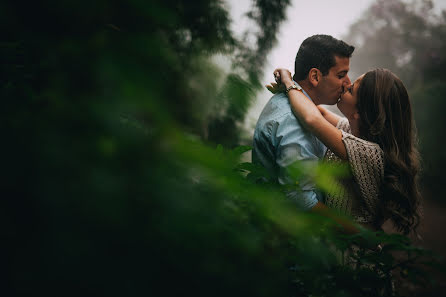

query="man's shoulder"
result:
[254,92,311,142]
[257,92,294,123]
[266,92,289,107]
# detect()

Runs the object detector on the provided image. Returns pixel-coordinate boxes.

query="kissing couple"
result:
[253,34,421,236]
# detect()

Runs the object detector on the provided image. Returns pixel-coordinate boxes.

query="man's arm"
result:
[311,201,359,234]
[274,111,324,210]
[273,110,359,234]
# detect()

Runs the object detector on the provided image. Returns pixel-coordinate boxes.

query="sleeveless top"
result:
[324,118,385,227]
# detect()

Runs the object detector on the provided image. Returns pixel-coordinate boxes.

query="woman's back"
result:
[324,118,386,229]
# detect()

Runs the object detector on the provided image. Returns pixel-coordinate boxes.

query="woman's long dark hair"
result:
[357,69,421,235]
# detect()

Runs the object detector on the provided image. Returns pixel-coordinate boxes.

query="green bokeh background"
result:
[3,0,446,296]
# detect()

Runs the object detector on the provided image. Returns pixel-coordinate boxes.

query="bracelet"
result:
[286,84,302,94]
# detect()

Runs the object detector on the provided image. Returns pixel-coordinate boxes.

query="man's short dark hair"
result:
[293,35,355,81]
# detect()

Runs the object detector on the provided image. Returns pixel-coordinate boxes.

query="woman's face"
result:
[337,74,363,119]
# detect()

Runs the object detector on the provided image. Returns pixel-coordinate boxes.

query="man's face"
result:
[317,56,351,105]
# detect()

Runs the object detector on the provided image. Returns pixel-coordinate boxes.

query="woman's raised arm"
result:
[273,68,347,160]
[317,106,341,128]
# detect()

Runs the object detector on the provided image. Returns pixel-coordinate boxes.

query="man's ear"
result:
[309,68,320,87]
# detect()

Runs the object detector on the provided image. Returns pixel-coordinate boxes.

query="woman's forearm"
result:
[283,80,348,160]
[317,106,341,127]
[282,81,325,132]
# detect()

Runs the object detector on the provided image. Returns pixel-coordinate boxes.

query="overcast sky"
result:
[225,0,446,132]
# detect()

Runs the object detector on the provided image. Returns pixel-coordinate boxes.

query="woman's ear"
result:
[353,111,360,120]
[308,68,320,87]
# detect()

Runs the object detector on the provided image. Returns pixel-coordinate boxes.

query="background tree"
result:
[2,0,441,296]
[2,1,313,296]
[342,0,446,202]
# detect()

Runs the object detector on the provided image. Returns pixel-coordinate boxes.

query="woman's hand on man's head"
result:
[266,81,285,94]
[274,68,293,84]
[266,68,293,94]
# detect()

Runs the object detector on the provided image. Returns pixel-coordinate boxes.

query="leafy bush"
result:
[2,0,443,296]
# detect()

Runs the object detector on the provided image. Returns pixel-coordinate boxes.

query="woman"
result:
[271,68,421,235]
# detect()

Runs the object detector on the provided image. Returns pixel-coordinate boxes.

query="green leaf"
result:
[231,145,252,156]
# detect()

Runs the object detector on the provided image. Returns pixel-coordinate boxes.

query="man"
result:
[253,34,354,211]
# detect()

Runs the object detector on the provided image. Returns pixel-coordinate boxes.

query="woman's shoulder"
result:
[340,129,384,178]
[336,118,381,147]
[342,132,382,152]
[336,117,351,133]
[335,119,382,152]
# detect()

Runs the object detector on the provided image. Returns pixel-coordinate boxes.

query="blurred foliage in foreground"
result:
[343,0,446,202]
[2,0,444,296]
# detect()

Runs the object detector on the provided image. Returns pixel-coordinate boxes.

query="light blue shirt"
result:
[252,83,327,210]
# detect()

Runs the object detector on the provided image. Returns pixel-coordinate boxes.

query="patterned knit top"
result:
[324,118,385,227]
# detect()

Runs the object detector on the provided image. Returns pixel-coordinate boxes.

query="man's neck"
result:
[297,80,321,105]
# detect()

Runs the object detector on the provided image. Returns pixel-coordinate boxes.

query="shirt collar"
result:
[294,82,314,102]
